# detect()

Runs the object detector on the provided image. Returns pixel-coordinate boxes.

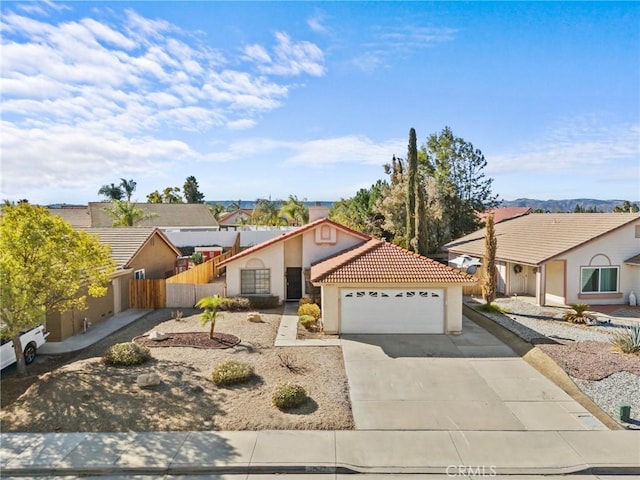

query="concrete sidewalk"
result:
[39,309,152,354]
[1,430,638,477]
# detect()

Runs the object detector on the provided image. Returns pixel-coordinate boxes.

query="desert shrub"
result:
[212,360,254,386]
[247,295,280,309]
[611,325,640,355]
[299,314,317,330]
[298,297,313,306]
[298,303,321,320]
[218,297,251,312]
[562,304,596,324]
[103,342,152,366]
[477,303,509,314]
[272,382,307,409]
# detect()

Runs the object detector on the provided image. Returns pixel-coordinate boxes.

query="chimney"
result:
[308,203,329,222]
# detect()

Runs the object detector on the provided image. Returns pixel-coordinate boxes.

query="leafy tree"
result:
[0,204,115,376]
[183,176,205,204]
[420,126,499,246]
[146,190,163,203]
[375,156,408,247]
[329,182,385,236]
[119,178,137,202]
[481,214,498,305]
[614,201,639,213]
[163,187,183,204]
[104,201,157,226]
[196,296,224,339]
[98,183,124,201]
[406,128,418,251]
[208,203,226,220]
[279,195,309,226]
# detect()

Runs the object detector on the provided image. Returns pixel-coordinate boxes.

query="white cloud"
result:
[307,11,329,34]
[245,32,326,77]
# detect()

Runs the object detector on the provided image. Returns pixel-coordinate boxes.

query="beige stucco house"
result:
[46,227,181,341]
[444,213,640,306]
[220,218,475,334]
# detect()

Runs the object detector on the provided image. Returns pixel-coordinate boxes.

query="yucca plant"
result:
[611,325,640,355]
[562,304,596,324]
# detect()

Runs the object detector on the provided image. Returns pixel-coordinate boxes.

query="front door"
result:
[286,267,302,300]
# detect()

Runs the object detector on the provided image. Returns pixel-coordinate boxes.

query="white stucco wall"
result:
[555,221,640,305]
[301,227,366,267]
[225,243,286,301]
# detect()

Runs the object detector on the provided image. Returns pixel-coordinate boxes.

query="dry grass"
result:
[0,309,353,432]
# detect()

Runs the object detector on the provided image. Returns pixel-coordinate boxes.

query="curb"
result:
[463,304,622,430]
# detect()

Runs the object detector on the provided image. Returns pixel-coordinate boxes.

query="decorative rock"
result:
[136,372,160,388]
[148,330,168,341]
[247,312,262,323]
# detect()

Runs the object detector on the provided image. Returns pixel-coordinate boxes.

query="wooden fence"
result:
[130,279,167,309]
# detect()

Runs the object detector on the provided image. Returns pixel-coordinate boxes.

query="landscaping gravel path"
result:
[465,296,640,429]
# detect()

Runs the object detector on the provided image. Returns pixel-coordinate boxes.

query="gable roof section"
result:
[218,209,253,225]
[311,239,475,284]
[218,218,371,267]
[445,213,640,265]
[478,207,532,224]
[48,206,92,228]
[83,227,181,270]
[88,203,219,228]
[625,253,640,266]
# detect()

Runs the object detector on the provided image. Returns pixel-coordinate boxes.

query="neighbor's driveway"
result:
[341,317,606,431]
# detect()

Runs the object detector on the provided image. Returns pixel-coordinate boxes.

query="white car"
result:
[0,325,49,370]
[449,255,482,274]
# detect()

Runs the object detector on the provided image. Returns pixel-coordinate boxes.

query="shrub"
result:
[212,360,254,386]
[478,303,509,314]
[247,295,280,309]
[562,304,596,324]
[272,382,307,409]
[611,325,640,355]
[298,297,313,306]
[299,314,317,330]
[298,303,321,320]
[218,297,251,312]
[103,342,152,366]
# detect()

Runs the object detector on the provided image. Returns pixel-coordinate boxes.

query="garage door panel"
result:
[340,288,444,334]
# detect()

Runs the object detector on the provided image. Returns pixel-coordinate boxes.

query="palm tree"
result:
[253,197,287,226]
[279,195,309,226]
[98,183,124,201]
[103,200,157,227]
[196,295,225,338]
[119,178,137,202]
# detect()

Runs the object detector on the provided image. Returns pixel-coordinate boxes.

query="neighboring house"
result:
[219,218,475,334]
[444,213,640,307]
[311,239,475,334]
[46,227,181,341]
[477,207,532,224]
[218,209,254,230]
[47,206,92,228]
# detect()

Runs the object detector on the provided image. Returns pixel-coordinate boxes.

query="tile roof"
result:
[445,213,640,265]
[218,218,371,267]
[48,206,92,228]
[218,209,253,225]
[82,227,181,270]
[88,203,219,228]
[477,207,532,224]
[311,239,475,284]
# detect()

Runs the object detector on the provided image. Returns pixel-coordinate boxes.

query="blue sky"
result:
[1,1,638,205]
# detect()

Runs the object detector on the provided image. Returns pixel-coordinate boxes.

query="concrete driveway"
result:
[341,317,607,431]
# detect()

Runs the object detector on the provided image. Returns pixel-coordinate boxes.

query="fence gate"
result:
[130,279,167,309]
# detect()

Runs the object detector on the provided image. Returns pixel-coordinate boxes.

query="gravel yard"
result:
[0,308,353,432]
[466,296,640,429]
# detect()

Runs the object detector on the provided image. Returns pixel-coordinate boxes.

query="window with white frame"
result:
[581,266,618,293]
[134,269,146,279]
[241,269,270,294]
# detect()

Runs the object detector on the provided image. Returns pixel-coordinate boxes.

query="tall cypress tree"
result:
[406,128,418,251]
[482,215,498,305]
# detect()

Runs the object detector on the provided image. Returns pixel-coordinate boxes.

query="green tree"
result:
[162,187,183,204]
[406,128,418,251]
[375,156,408,247]
[104,201,157,226]
[0,204,115,376]
[119,178,137,202]
[146,190,163,203]
[421,126,499,246]
[183,176,205,204]
[279,195,309,226]
[481,214,498,305]
[208,203,226,220]
[329,182,385,236]
[98,183,124,201]
[614,201,639,213]
[195,295,224,339]
[252,197,286,226]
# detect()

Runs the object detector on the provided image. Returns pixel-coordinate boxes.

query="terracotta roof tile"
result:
[311,239,475,284]
[219,218,370,267]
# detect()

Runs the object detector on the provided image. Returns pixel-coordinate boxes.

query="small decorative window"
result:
[369,291,378,297]
[134,269,146,279]
[395,293,403,297]
[406,291,415,298]
[345,293,353,298]
[381,292,389,297]
[581,266,619,293]
[419,291,429,297]
[356,291,365,297]
[431,293,440,298]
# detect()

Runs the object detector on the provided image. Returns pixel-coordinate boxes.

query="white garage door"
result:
[340,288,445,334]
